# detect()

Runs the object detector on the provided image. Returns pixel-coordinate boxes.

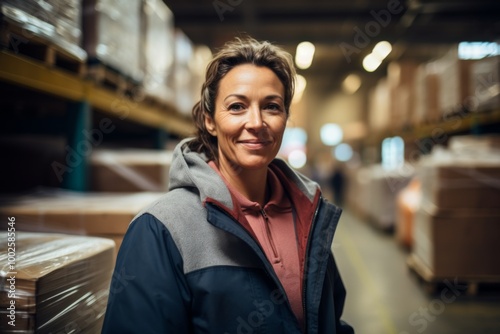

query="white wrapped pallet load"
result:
[83,0,143,82]
[141,0,175,104]
[1,0,86,61]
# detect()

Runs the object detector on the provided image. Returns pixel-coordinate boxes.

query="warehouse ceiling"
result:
[164,0,500,97]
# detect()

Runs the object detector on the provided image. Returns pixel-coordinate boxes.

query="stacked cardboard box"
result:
[90,149,173,192]
[140,0,175,104]
[0,189,164,258]
[1,0,86,60]
[413,203,500,278]
[82,0,143,82]
[411,135,500,277]
[0,233,114,333]
[469,55,500,112]
[429,47,477,118]
[349,164,414,229]
[413,62,440,125]
[387,61,418,130]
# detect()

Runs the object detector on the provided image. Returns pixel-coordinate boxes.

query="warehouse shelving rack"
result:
[0,50,194,191]
[366,108,500,146]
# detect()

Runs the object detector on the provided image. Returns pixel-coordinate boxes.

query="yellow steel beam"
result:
[0,50,194,137]
[88,86,194,137]
[365,109,500,144]
[0,50,86,101]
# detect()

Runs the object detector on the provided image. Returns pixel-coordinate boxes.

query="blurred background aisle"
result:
[333,208,500,334]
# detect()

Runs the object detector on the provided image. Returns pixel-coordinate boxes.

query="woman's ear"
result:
[204,114,217,136]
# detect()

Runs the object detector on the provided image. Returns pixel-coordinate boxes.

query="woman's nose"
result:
[245,105,264,130]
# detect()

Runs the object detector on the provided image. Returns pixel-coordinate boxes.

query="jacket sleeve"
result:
[330,254,355,334]
[102,213,191,334]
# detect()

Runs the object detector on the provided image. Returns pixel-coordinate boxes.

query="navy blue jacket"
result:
[102,139,354,334]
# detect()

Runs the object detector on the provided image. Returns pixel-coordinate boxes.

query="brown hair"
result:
[188,37,296,162]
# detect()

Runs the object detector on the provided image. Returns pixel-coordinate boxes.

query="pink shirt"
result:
[209,162,304,328]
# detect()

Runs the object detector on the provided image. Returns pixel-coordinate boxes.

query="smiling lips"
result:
[238,139,272,149]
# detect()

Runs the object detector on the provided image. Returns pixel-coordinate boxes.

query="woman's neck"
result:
[218,163,268,207]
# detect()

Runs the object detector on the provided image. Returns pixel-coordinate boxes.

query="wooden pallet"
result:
[407,254,500,296]
[87,62,142,97]
[0,21,86,76]
[141,94,178,114]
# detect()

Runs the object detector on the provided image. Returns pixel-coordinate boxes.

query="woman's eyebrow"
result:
[223,94,284,101]
[263,95,284,101]
[223,94,248,102]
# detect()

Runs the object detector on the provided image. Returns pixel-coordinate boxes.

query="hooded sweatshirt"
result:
[102,138,354,334]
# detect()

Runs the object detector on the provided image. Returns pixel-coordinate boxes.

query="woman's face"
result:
[205,64,287,175]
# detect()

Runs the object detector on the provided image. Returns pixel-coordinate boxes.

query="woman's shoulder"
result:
[134,188,204,224]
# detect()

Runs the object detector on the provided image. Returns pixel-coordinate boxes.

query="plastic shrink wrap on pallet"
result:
[0,233,114,333]
[1,0,86,61]
[83,0,142,82]
[140,0,175,104]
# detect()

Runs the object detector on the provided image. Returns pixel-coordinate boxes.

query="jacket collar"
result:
[169,138,321,217]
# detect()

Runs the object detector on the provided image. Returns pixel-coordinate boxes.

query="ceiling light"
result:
[362,53,382,72]
[373,41,392,59]
[458,42,500,59]
[295,41,315,70]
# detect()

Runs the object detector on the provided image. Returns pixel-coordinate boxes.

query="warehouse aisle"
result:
[332,209,500,334]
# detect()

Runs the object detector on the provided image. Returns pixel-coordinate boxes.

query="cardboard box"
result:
[414,63,440,125]
[387,61,418,130]
[351,164,413,229]
[82,0,142,81]
[430,47,477,117]
[140,0,175,104]
[0,233,114,333]
[412,202,500,277]
[1,0,86,60]
[0,189,164,257]
[90,149,173,192]
[470,55,500,112]
[418,162,500,209]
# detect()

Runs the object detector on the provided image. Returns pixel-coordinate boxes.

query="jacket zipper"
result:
[209,203,299,329]
[302,196,322,333]
[260,208,279,261]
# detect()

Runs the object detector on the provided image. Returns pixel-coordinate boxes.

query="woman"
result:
[102,37,354,334]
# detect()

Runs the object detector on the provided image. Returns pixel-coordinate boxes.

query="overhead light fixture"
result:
[342,74,362,94]
[373,41,392,59]
[295,41,315,70]
[362,53,382,72]
[458,41,500,59]
[363,41,392,72]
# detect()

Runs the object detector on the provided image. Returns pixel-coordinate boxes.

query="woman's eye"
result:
[266,103,282,112]
[228,103,245,111]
